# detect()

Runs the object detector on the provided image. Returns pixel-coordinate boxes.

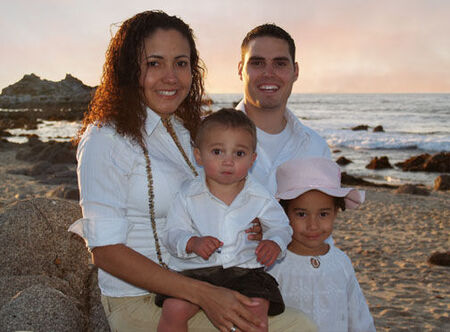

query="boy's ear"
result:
[193,147,203,166]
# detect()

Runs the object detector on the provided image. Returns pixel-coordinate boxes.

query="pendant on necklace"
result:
[310,257,321,268]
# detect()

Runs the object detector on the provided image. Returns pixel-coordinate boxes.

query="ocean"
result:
[3,93,450,187]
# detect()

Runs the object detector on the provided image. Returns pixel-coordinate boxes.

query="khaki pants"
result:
[101,294,317,331]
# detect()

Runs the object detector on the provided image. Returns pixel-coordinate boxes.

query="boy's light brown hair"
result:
[195,108,257,151]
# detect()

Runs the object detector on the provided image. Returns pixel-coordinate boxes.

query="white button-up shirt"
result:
[268,247,376,332]
[236,100,331,194]
[69,108,197,297]
[162,172,293,271]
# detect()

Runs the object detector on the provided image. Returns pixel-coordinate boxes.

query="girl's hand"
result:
[255,240,281,267]
[197,282,265,332]
[186,236,223,260]
[245,218,262,241]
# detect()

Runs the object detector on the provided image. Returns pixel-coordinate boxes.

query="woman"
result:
[70,10,315,332]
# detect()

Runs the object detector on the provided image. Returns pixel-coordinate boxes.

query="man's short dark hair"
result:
[241,24,296,64]
[195,108,257,151]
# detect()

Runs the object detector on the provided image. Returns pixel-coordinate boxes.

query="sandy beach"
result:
[0,144,448,331]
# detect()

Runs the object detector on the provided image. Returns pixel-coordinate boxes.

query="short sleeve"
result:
[69,126,137,249]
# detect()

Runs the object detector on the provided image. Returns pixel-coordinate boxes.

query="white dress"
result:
[268,246,376,332]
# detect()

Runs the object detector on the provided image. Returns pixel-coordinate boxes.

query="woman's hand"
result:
[196,282,265,332]
[245,218,262,241]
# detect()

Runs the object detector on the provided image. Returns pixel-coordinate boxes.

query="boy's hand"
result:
[255,240,281,267]
[186,236,223,260]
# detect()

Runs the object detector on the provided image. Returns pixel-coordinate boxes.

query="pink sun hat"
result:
[275,157,365,209]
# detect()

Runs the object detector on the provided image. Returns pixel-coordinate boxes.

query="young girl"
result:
[268,157,376,332]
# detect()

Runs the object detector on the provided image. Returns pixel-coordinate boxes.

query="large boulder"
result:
[0,275,75,309]
[0,284,86,332]
[0,198,88,297]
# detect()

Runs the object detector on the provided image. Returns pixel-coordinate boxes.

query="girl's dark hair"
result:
[74,10,205,146]
[279,195,346,213]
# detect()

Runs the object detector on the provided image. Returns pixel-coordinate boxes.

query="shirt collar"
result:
[185,171,271,200]
[144,106,163,137]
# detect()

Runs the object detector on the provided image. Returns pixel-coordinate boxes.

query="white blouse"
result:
[163,172,292,271]
[268,246,376,332]
[69,108,198,297]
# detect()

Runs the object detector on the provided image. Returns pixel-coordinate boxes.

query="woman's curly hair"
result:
[74,10,205,147]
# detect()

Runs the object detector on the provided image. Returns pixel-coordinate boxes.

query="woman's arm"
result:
[92,244,264,332]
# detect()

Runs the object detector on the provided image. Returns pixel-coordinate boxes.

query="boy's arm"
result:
[162,192,199,259]
[257,197,293,256]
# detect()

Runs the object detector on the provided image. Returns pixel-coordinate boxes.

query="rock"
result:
[332,149,341,153]
[434,174,450,191]
[423,152,450,173]
[366,156,393,169]
[394,184,430,196]
[0,275,75,309]
[373,125,384,132]
[0,73,95,109]
[428,251,450,267]
[16,140,76,164]
[0,198,89,298]
[0,284,86,332]
[336,156,352,166]
[352,125,369,131]
[395,152,450,173]
[46,185,80,201]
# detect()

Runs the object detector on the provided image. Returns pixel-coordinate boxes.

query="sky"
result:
[1,0,449,94]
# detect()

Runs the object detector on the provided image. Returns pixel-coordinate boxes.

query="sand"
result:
[0,146,448,331]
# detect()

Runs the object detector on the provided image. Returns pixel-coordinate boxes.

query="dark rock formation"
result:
[16,140,76,164]
[336,156,352,166]
[395,152,450,173]
[434,175,450,191]
[373,125,384,132]
[352,125,369,131]
[341,172,397,189]
[428,251,450,267]
[0,73,95,108]
[366,156,393,170]
[394,184,430,196]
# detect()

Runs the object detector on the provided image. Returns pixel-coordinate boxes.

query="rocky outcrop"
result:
[0,198,109,331]
[395,152,450,173]
[434,175,450,191]
[394,184,430,196]
[336,156,352,166]
[366,156,393,170]
[351,124,369,131]
[0,73,95,108]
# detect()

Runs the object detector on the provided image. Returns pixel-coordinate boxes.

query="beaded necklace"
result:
[141,116,197,268]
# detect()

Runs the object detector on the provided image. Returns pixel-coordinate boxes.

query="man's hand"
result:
[186,236,223,260]
[255,240,281,267]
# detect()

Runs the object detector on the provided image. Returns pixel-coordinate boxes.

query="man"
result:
[236,24,331,193]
